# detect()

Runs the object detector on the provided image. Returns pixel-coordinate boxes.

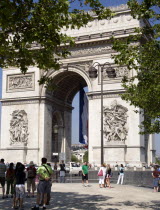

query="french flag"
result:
[79,88,88,144]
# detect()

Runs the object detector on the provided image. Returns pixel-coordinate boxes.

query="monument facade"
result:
[0,5,155,166]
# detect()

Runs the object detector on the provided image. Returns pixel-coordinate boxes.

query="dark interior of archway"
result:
[50,71,87,104]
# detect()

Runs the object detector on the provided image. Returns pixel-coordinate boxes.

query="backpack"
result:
[120,168,124,173]
[27,166,36,178]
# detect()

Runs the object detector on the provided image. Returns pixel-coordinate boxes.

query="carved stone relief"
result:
[10,110,29,145]
[7,73,34,92]
[103,100,128,142]
[103,66,129,80]
[69,45,113,58]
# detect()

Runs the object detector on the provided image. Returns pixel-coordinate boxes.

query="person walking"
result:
[82,162,89,187]
[0,158,7,199]
[26,161,36,198]
[98,163,106,188]
[15,164,26,210]
[152,166,160,192]
[117,164,124,185]
[106,164,112,188]
[6,162,15,198]
[59,160,66,183]
[31,157,53,210]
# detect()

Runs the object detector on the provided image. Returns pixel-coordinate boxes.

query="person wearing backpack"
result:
[31,157,53,210]
[117,164,124,185]
[27,161,36,198]
[98,163,106,188]
[6,162,15,198]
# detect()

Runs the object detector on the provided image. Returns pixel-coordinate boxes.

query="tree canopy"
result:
[113,0,160,134]
[0,0,113,81]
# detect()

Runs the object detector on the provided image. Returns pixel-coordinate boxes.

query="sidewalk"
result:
[0,183,160,209]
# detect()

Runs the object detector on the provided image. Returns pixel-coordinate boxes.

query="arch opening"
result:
[47,69,89,163]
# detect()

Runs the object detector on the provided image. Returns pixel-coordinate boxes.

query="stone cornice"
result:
[1,96,73,111]
[0,148,39,150]
[87,89,125,100]
[93,145,145,149]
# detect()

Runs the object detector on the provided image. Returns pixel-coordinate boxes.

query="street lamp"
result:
[52,124,59,162]
[89,62,116,165]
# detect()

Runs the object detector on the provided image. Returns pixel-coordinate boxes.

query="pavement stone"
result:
[0,183,160,210]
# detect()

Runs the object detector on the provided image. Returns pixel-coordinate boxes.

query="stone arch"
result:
[41,65,92,100]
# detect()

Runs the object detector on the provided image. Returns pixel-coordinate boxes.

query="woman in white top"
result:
[98,163,107,188]
[117,164,124,185]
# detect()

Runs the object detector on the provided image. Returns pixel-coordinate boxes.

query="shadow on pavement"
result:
[0,192,112,210]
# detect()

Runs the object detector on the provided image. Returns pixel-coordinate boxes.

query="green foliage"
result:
[155,157,160,165]
[71,154,79,162]
[0,0,113,84]
[112,0,160,134]
[83,151,88,162]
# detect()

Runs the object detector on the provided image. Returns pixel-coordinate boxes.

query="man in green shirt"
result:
[82,162,89,187]
[32,157,53,210]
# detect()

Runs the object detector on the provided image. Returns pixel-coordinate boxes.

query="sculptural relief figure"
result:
[10,110,29,145]
[103,100,128,142]
[8,75,33,90]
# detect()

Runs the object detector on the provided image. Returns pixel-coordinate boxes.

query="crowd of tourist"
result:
[0,158,160,209]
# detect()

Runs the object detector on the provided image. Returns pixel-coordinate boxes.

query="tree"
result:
[0,0,113,85]
[71,154,79,162]
[112,0,160,133]
[83,151,88,162]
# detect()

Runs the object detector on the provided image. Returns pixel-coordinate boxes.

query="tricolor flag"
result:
[79,88,88,144]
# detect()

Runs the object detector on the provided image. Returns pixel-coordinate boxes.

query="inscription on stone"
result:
[7,73,34,91]
[10,110,29,145]
[103,100,128,142]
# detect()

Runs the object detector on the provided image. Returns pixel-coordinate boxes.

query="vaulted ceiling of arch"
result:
[50,71,87,104]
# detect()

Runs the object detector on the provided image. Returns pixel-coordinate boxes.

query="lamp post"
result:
[52,124,59,162]
[89,62,116,165]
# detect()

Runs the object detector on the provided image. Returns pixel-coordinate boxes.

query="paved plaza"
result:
[0,183,160,210]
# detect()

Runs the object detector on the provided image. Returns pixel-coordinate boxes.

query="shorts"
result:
[82,174,88,181]
[27,178,36,191]
[153,178,159,187]
[99,176,105,184]
[0,177,5,187]
[15,184,25,199]
[37,181,50,194]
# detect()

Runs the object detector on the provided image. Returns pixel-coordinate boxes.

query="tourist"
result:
[26,161,37,198]
[59,160,66,183]
[106,164,112,188]
[54,163,58,183]
[117,164,124,185]
[40,163,53,206]
[15,164,26,210]
[98,163,106,188]
[13,162,22,209]
[82,162,89,187]
[0,158,7,198]
[152,166,160,192]
[6,162,15,198]
[31,157,53,210]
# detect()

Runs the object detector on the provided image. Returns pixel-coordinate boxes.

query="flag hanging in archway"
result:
[79,88,88,144]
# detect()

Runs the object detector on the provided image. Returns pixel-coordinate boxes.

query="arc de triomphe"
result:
[0,5,155,166]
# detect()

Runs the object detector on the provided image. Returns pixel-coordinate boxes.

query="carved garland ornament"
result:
[103,100,128,142]
[10,110,29,145]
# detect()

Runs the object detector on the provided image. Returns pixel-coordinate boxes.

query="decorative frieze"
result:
[103,66,129,80]
[70,45,113,58]
[7,73,35,92]
[10,110,29,145]
[103,100,128,142]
